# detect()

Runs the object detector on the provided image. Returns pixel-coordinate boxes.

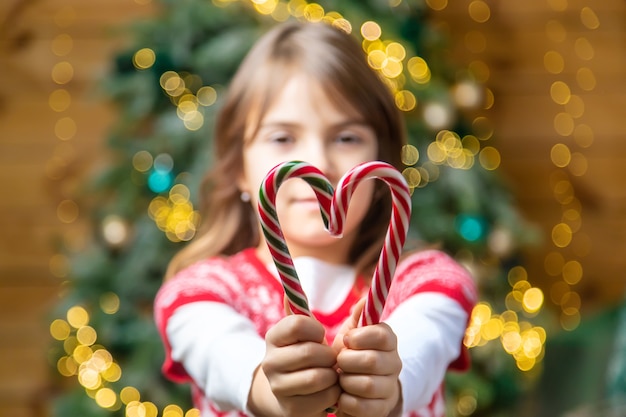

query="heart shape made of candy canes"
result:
[258,160,412,327]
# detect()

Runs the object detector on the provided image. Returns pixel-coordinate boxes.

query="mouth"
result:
[291,197,320,210]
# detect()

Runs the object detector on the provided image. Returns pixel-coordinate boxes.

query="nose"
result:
[304,140,336,181]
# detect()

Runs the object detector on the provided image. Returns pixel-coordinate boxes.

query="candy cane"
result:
[258,160,411,325]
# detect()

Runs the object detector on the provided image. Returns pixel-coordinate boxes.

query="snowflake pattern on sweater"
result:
[154,248,477,417]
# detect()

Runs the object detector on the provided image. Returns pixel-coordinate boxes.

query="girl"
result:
[154,21,477,417]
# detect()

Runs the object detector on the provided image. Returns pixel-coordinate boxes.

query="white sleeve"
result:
[166,301,266,413]
[384,292,468,412]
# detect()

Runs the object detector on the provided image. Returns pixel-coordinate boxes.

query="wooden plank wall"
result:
[433,0,626,313]
[0,1,154,416]
[0,0,624,416]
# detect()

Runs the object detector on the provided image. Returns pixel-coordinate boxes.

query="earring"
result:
[240,191,251,203]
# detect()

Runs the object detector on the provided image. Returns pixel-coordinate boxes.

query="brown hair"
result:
[165,20,406,279]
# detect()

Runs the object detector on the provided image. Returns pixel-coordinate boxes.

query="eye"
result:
[334,132,363,145]
[268,132,295,144]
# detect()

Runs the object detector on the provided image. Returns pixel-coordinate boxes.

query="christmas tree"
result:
[49,1,545,416]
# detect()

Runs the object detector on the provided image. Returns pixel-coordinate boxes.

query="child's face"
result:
[239,74,379,264]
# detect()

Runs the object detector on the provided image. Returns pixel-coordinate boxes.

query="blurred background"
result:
[1,0,625,416]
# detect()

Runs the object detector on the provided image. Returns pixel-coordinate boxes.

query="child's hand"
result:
[260,314,341,417]
[332,301,403,417]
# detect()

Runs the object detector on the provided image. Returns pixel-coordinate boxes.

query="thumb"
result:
[283,294,293,316]
[332,298,365,352]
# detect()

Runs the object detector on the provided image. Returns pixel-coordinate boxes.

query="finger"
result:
[283,294,292,316]
[338,373,398,399]
[264,342,338,372]
[279,384,342,417]
[336,393,390,417]
[268,367,339,397]
[266,314,327,347]
[332,298,366,352]
[343,322,397,351]
[336,348,402,375]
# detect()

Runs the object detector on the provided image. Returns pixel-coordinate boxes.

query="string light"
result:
[425,0,548,375]
[52,0,555,414]
[542,1,599,331]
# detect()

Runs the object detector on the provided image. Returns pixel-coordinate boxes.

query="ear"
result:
[236,172,250,196]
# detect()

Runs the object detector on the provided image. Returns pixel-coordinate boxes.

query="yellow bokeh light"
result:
[197,86,217,106]
[185,409,201,417]
[401,145,419,166]
[568,152,588,177]
[386,42,406,60]
[361,21,381,41]
[52,61,74,85]
[67,305,89,328]
[49,89,71,112]
[183,110,205,131]
[427,141,446,164]
[468,0,490,23]
[57,199,79,223]
[120,387,141,405]
[161,71,186,97]
[382,57,403,78]
[63,336,79,355]
[565,95,585,118]
[550,81,570,105]
[573,123,594,148]
[77,326,97,346]
[133,150,153,172]
[552,223,573,248]
[55,116,77,140]
[100,292,121,315]
[407,56,430,84]
[57,356,78,377]
[394,90,416,111]
[553,179,574,205]
[501,331,522,354]
[52,33,73,56]
[550,143,571,168]
[580,6,600,29]
[561,309,581,331]
[95,388,117,408]
[562,259,583,285]
[425,0,447,11]
[164,404,184,417]
[471,116,493,140]
[522,288,544,313]
[78,367,101,390]
[481,317,504,340]
[50,319,71,340]
[303,3,323,21]
[554,112,574,136]
[102,362,122,382]
[576,67,596,91]
[516,356,536,372]
[470,303,492,325]
[478,146,500,170]
[133,48,156,70]
[73,345,93,364]
[544,50,564,74]
[367,49,386,70]
[574,37,594,61]
[402,167,421,189]
[507,265,528,286]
